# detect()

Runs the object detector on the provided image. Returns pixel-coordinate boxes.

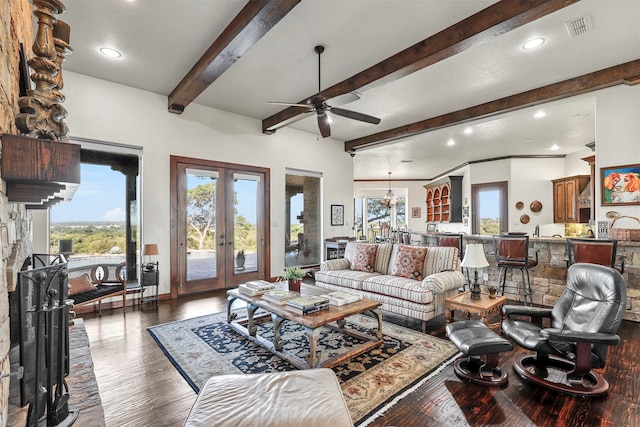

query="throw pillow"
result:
[351,244,378,273]
[68,273,95,296]
[391,245,428,280]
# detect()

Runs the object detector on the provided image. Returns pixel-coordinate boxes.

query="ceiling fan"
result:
[267,45,381,138]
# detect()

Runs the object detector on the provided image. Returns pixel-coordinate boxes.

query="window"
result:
[471,181,508,235]
[50,147,140,280]
[354,196,406,241]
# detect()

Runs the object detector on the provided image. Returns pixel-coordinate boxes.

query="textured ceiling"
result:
[58,0,640,179]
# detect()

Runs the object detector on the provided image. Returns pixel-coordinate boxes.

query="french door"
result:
[170,156,269,297]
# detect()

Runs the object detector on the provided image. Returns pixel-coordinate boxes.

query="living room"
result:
[1,0,640,426]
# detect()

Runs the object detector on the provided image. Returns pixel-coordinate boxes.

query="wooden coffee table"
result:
[445,291,507,328]
[226,285,383,369]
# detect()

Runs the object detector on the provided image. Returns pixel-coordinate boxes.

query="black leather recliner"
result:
[501,263,626,397]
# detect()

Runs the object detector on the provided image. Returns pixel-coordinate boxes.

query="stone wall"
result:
[420,234,640,322]
[0,0,34,424]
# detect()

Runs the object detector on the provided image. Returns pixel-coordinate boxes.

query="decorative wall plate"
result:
[530,200,542,213]
[520,214,530,224]
[515,201,524,210]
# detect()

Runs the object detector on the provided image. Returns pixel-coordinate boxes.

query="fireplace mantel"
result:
[1,133,80,208]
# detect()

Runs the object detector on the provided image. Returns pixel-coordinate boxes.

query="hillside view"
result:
[50,222,128,255]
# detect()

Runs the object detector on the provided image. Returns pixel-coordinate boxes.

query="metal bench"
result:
[67,263,127,316]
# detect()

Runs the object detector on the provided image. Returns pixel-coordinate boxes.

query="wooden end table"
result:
[445,291,507,328]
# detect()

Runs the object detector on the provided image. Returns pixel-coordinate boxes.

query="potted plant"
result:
[487,285,497,299]
[235,250,245,270]
[281,266,306,292]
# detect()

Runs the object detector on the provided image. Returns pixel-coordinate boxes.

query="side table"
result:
[445,291,506,328]
[141,262,159,305]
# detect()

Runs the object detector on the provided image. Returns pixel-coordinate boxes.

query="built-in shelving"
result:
[424,176,462,223]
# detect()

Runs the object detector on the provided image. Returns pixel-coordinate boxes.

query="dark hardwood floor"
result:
[82,289,639,427]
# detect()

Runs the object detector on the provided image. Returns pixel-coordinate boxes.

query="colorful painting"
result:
[601,164,640,206]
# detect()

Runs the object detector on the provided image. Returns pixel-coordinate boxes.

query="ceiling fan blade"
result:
[330,107,381,125]
[267,101,309,108]
[326,92,360,106]
[317,112,331,138]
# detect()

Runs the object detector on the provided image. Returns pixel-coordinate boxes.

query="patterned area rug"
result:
[148,311,458,426]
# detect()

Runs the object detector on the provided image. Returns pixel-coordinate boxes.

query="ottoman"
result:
[183,369,354,427]
[446,320,513,386]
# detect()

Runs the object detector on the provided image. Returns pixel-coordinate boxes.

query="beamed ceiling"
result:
[59,0,640,180]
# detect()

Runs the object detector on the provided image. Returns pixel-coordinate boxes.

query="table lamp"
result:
[460,243,489,300]
[142,244,159,271]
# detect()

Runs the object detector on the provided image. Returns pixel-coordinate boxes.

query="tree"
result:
[187,182,216,250]
[234,215,257,251]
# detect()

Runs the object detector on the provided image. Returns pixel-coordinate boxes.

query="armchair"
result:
[501,263,626,397]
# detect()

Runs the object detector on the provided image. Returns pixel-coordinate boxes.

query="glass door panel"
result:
[232,173,260,276]
[185,168,219,282]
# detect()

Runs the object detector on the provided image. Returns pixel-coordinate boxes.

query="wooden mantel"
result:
[1,134,80,208]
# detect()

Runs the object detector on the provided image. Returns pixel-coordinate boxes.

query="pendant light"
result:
[381,172,396,208]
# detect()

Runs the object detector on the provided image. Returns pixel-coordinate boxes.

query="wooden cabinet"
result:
[552,175,590,223]
[424,176,462,223]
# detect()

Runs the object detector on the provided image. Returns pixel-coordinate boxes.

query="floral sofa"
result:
[315,242,464,332]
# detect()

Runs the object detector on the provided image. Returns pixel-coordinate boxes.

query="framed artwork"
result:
[601,164,640,206]
[411,207,421,218]
[331,204,344,226]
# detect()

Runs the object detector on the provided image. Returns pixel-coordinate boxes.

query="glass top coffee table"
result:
[226,285,383,369]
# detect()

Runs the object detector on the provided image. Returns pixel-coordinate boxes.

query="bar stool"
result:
[436,233,467,289]
[493,234,538,306]
[566,238,624,273]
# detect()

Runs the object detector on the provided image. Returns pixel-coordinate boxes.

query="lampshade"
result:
[460,244,489,269]
[142,244,159,256]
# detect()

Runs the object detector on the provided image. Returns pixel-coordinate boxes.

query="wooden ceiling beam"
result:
[345,59,640,151]
[168,0,301,114]
[262,0,577,134]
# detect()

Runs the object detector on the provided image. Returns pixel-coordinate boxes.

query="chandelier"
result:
[381,171,397,208]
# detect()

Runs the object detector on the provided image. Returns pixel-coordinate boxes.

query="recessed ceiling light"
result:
[550,144,560,151]
[463,127,473,135]
[523,37,545,50]
[99,47,122,58]
[534,110,546,119]
[447,138,455,146]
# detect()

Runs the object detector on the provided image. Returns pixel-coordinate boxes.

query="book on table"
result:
[325,291,363,306]
[285,295,330,310]
[262,290,298,304]
[238,281,275,296]
[285,302,330,315]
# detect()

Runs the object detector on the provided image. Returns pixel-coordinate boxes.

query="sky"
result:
[51,163,126,223]
[52,165,296,225]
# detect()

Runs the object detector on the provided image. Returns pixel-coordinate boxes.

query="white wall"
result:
[508,158,565,236]
[564,147,593,176]
[595,85,640,222]
[57,71,355,292]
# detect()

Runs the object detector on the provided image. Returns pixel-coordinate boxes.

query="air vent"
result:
[565,15,593,38]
